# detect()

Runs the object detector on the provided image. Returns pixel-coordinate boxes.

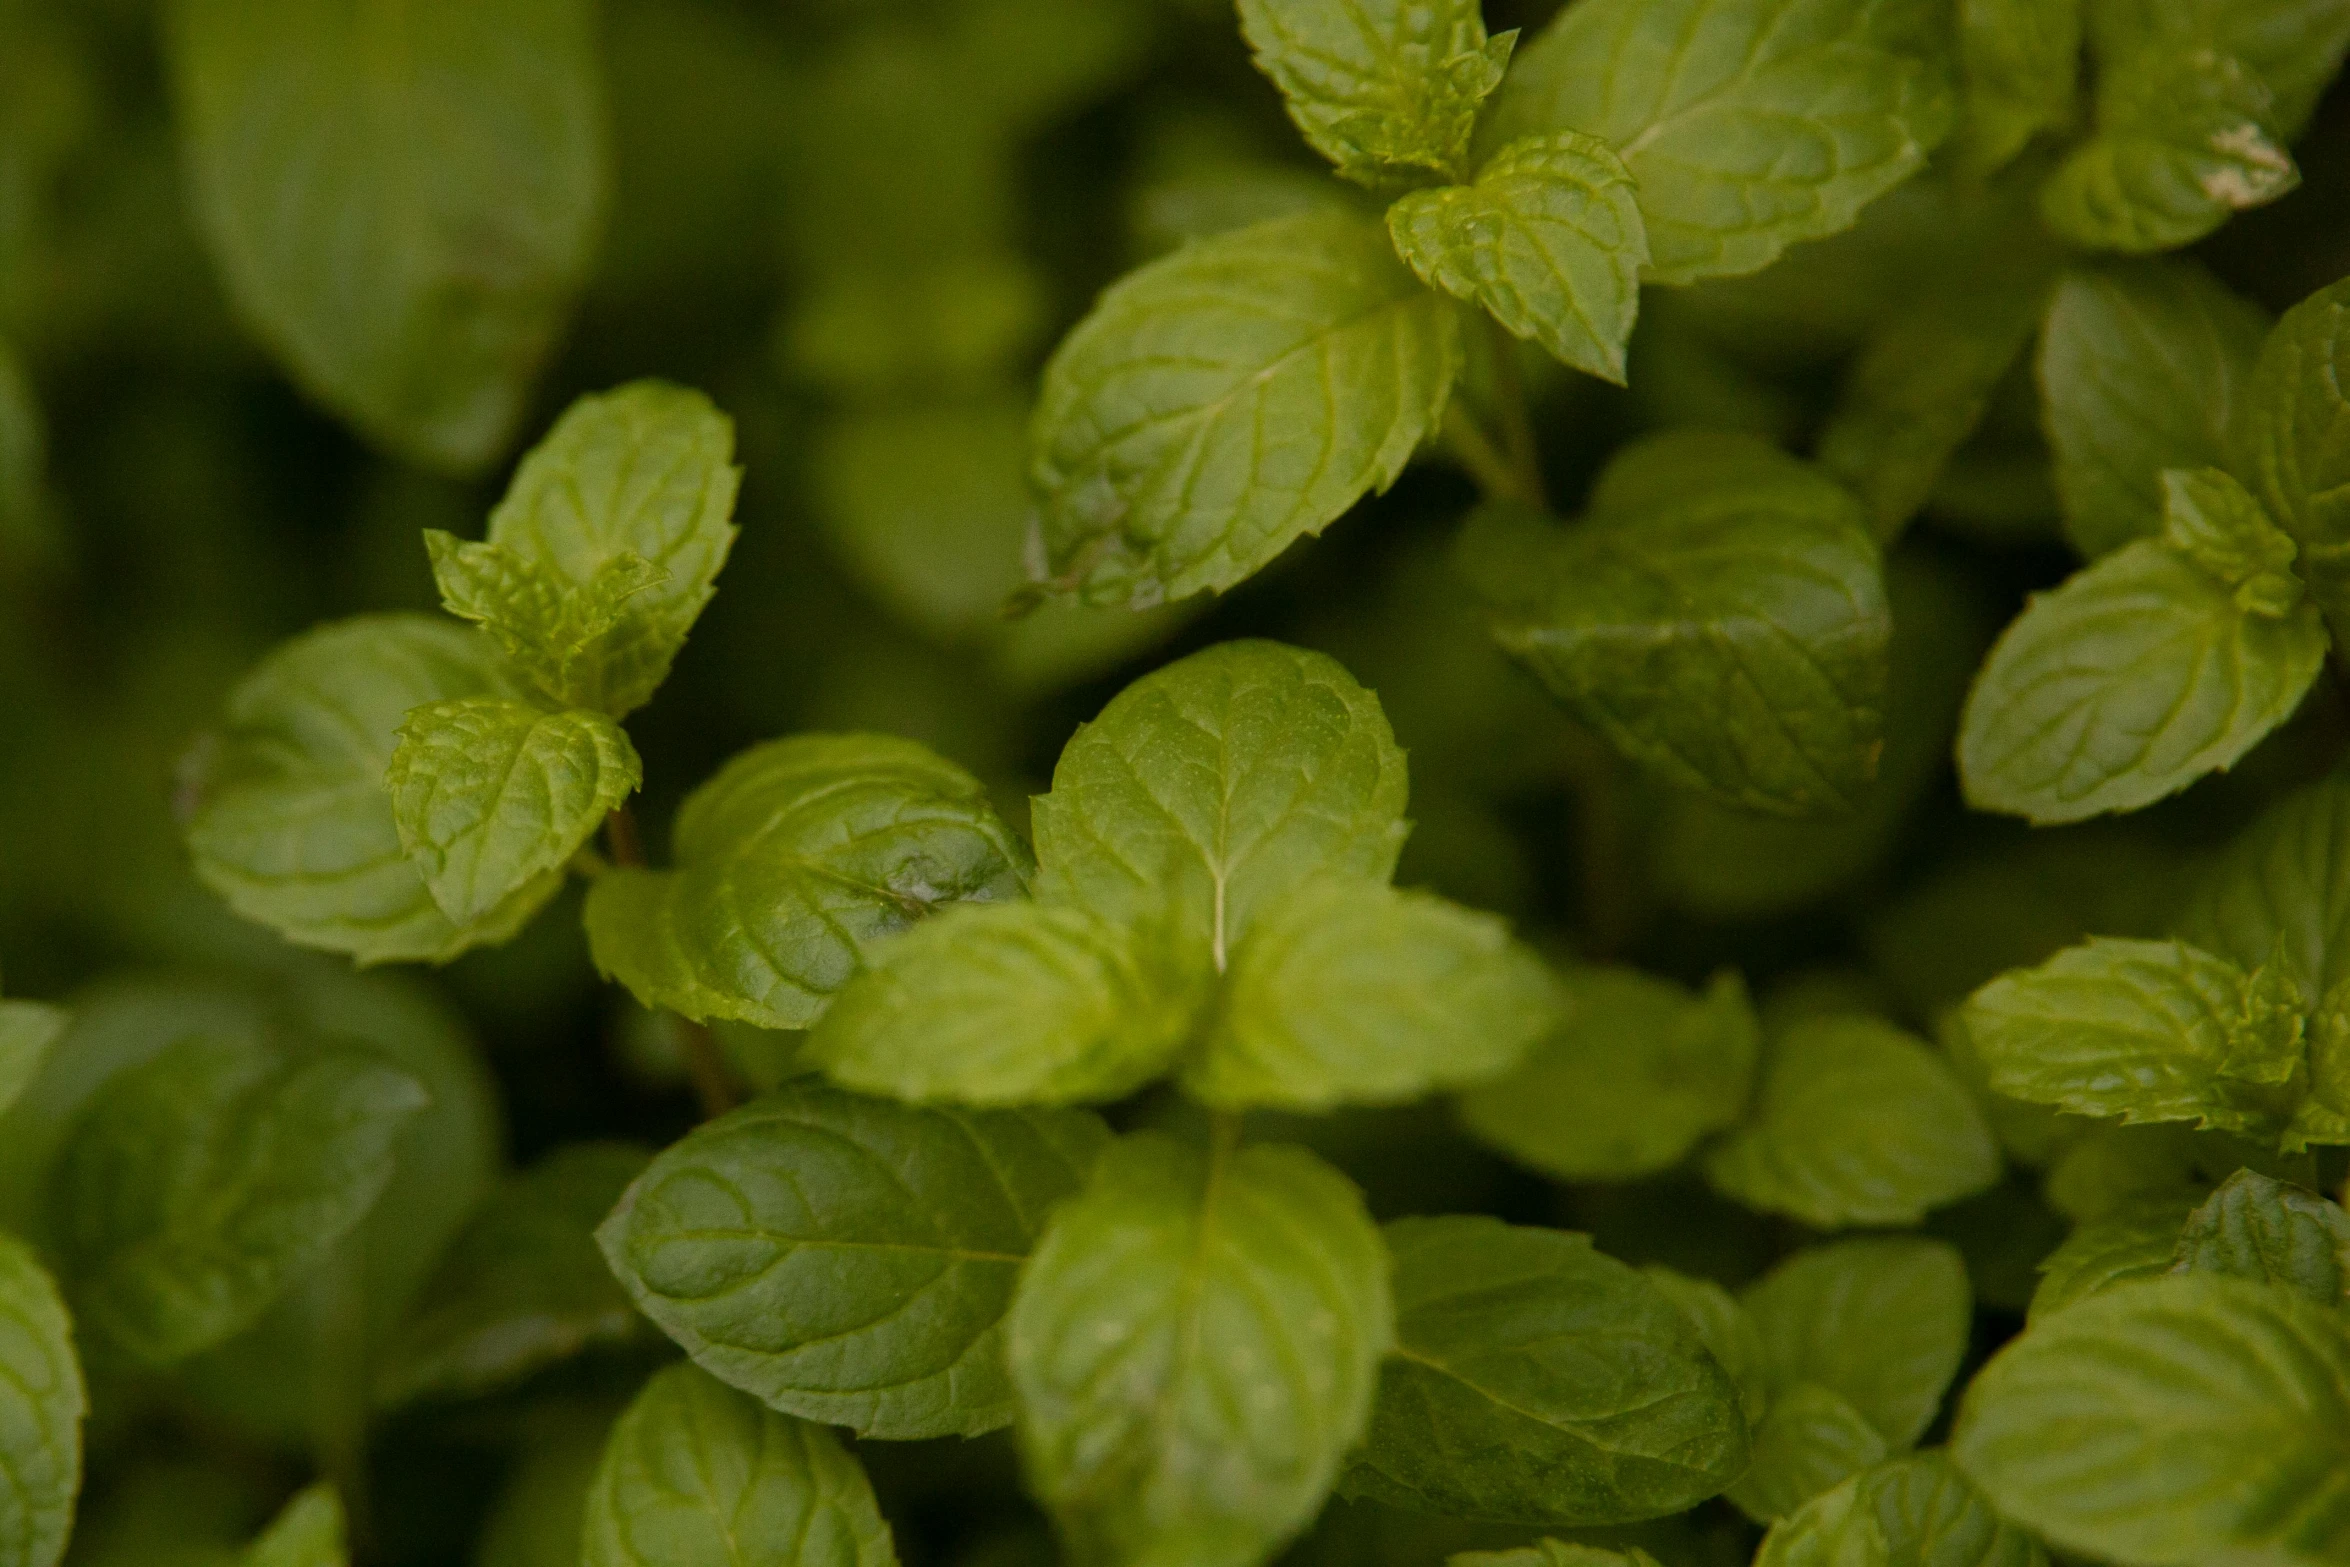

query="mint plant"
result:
[5,2,2350,1567]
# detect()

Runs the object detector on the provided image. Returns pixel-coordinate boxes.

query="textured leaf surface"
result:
[2037,261,2269,558]
[1459,968,1759,1182]
[1235,0,1510,183]
[2238,277,2350,633]
[1956,540,2327,824]
[1757,1452,2047,1567]
[2030,1197,2194,1321]
[1459,435,1889,817]
[1030,210,1459,606]
[600,1083,1108,1439]
[808,903,1205,1106]
[2171,1168,2350,1310]
[1387,132,1647,383]
[165,0,603,470]
[47,1034,427,1365]
[184,615,560,963]
[1643,1265,1769,1426]
[1742,1238,1972,1449]
[1953,1275,2350,1567]
[480,381,742,714]
[1188,877,1559,1110]
[1704,1016,2001,1229]
[377,1143,650,1405]
[424,534,665,714]
[586,734,1029,1031]
[2039,47,2298,255]
[1031,641,1410,963]
[1727,1382,1888,1523]
[386,698,639,925]
[582,1363,898,1567]
[1347,1217,1748,1527]
[1008,1134,1390,1567]
[0,1232,83,1567]
[1488,0,1953,282]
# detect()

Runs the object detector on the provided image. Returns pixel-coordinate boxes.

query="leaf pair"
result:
[803,641,1558,1112]
[1963,272,2350,824]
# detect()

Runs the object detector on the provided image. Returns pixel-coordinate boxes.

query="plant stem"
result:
[1441,403,1539,508]
[604,806,741,1120]
[1484,317,1545,506]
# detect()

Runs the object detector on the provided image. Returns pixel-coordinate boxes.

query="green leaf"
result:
[162,0,604,471]
[2090,0,2350,140]
[2038,46,2299,255]
[2029,1197,2195,1321]
[2162,467,2311,614]
[1344,1216,1749,1527]
[2171,1168,2350,1311]
[1953,1274,2350,1567]
[1235,0,1513,185]
[1726,1382,1889,1523]
[1959,937,2319,1146]
[1954,537,2328,825]
[1642,1265,1769,1426]
[1954,0,2081,173]
[1449,1547,1661,1567]
[385,698,639,926]
[1458,968,1760,1182]
[424,533,669,714]
[1186,877,1559,1111]
[807,903,1206,1106]
[1742,1238,1973,1449]
[241,1486,344,1567]
[0,1000,66,1120]
[183,615,563,964]
[1008,1133,1390,1567]
[1757,1452,2049,1567]
[375,1143,650,1405]
[1387,132,1648,383]
[47,1033,428,1366]
[2176,770,2350,997]
[598,1083,1108,1440]
[1031,641,1410,962]
[585,734,1030,1031]
[1457,434,1890,817]
[1030,209,1459,606]
[1487,0,1955,283]
[0,1231,84,1567]
[2037,260,2269,558]
[470,381,738,713]
[1703,1015,2002,1229]
[2236,277,2350,634]
[582,1363,898,1567]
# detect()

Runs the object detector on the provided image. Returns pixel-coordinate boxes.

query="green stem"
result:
[1484,317,1545,506]
[604,806,741,1120]
[1442,403,1539,508]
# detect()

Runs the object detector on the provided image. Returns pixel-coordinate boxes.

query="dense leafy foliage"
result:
[5,2,2350,1566]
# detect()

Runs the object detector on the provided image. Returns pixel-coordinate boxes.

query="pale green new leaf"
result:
[1387,132,1648,383]
[1959,937,2312,1144]
[1344,1216,1749,1527]
[1008,1134,1390,1567]
[585,734,1029,1031]
[1953,1274,2350,1567]
[183,615,563,963]
[807,903,1205,1106]
[0,1232,83,1567]
[2171,1168,2350,1311]
[0,1000,66,1120]
[1743,1238,1973,1449]
[1030,209,1459,606]
[386,698,639,926]
[1030,641,1410,960]
[2236,277,2350,634]
[1726,1382,1889,1523]
[2029,1197,2195,1321]
[1187,877,1559,1111]
[424,532,669,713]
[1955,0,2081,173]
[47,1034,428,1365]
[376,1143,650,1405]
[1955,539,2328,825]
[164,0,604,471]
[582,1363,898,1567]
[2037,260,2269,558]
[1757,1452,2048,1567]
[1458,968,1760,1182]
[1236,0,1513,184]
[2162,467,2308,614]
[1703,1016,2001,1229]
[2039,47,2299,255]
[2090,0,2350,140]
[241,1486,344,1567]
[598,1083,1108,1439]
[1457,434,1889,817]
[1487,0,1954,283]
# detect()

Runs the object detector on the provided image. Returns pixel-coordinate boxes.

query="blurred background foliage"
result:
[3,0,2350,1562]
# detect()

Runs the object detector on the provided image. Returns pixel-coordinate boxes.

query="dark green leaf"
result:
[0,1232,83,1567]
[2171,1167,2350,1310]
